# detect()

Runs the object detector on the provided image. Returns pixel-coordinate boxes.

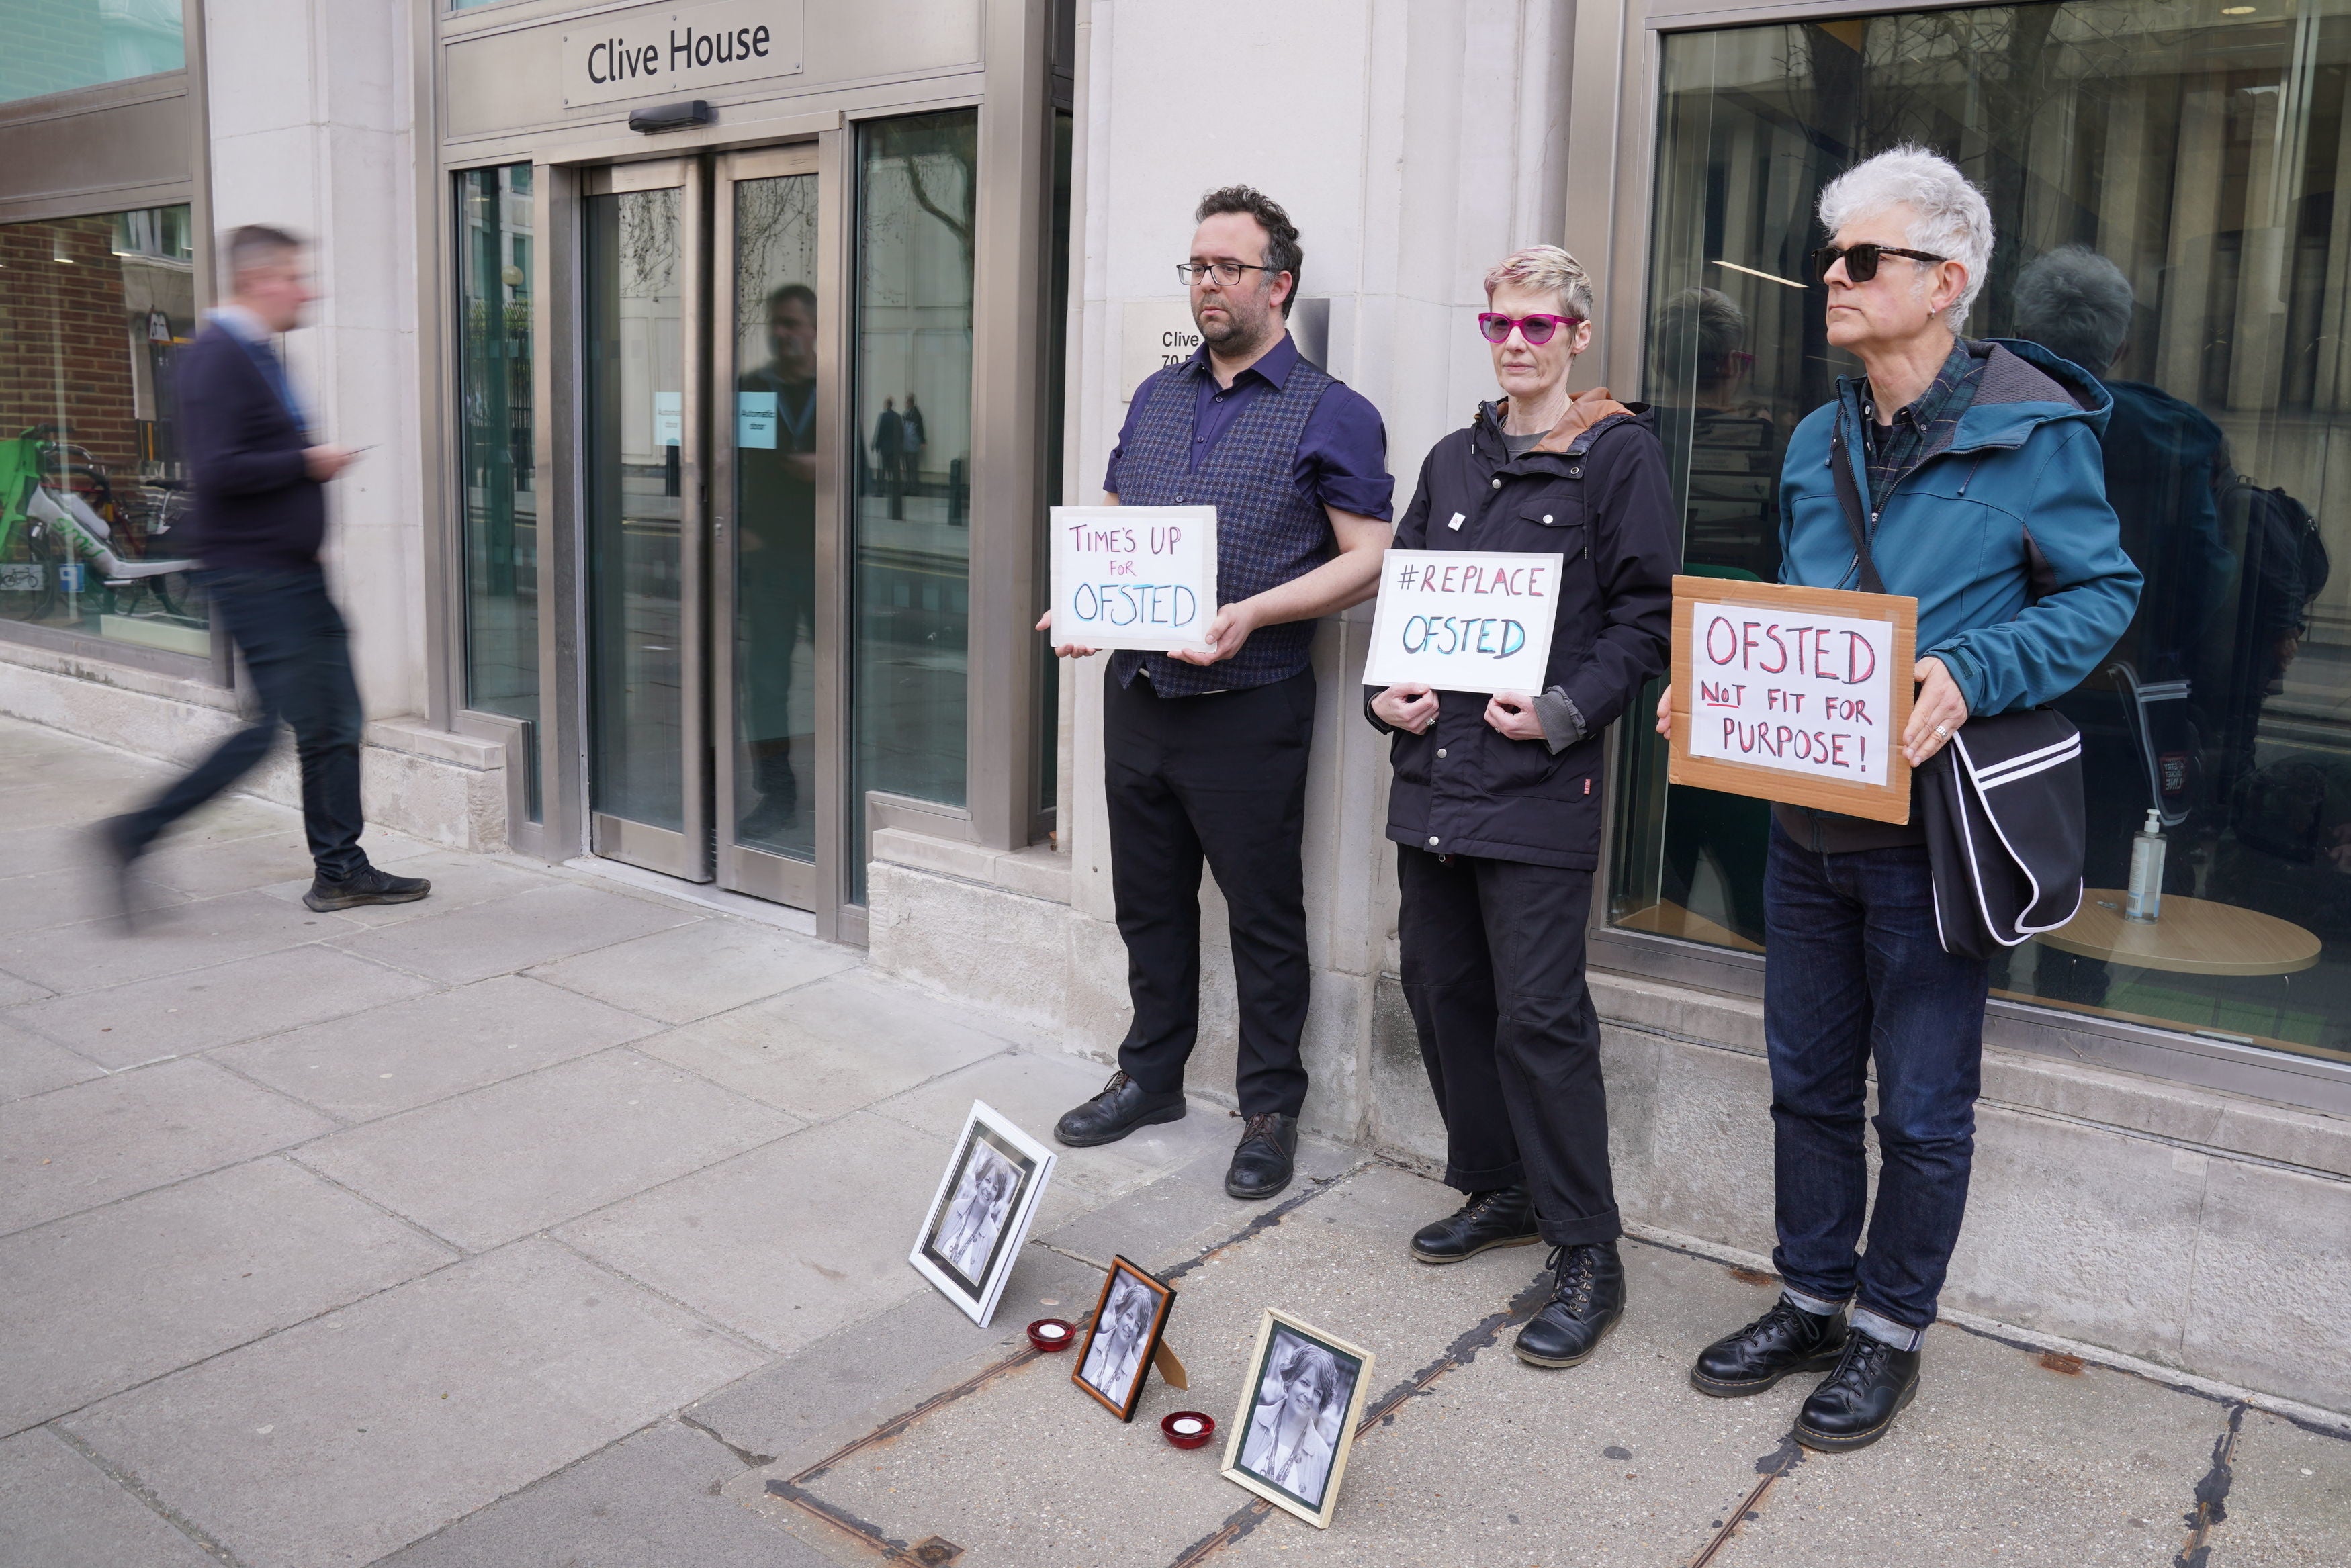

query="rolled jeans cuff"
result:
[1781,1285,1847,1320]
[1851,1305,1928,1352]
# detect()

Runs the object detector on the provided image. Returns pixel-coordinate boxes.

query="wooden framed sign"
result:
[1669,575,1918,824]
[1361,549,1563,695]
[1049,504,1218,652]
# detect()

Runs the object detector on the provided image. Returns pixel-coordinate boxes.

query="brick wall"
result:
[0,217,145,491]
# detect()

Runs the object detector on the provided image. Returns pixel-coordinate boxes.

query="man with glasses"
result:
[1040,186,1393,1200]
[1657,146,2137,1450]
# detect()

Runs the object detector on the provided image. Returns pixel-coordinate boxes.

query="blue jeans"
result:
[1763,822,1990,1342]
[126,567,367,880]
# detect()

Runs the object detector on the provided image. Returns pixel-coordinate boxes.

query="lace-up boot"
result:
[1690,1297,1849,1397]
[1794,1332,1921,1452]
[1513,1240,1625,1368]
[1409,1187,1540,1264]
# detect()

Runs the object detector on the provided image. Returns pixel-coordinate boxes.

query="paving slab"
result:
[214,974,661,1120]
[0,1014,104,1102]
[0,1156,454,1432]
[255,847,562,927]
[0,1428,215,1568]
[635,968,1018,1121]
[0,1057,337,1235]
[4,778,167,831]
[1,891,331,995]
[59,1238,769,1568]
[1037,1138,1369,1278]
[330,882,701,985]
[298,1048,802,1249]
[0,864,189,935]
[378,1418,842,1568]
[558,1109,1091,1355]
[528,917,862,1023]
[133,828,326,898]
[0,963,55,1005]
[2207,1408,2351,1567]
[11,941,435,1069]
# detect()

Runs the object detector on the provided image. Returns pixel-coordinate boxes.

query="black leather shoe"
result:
[1794,1333,1922,1452]
[1690,1297,1849,1398]
[1225,1112,1298,1199]
[1514,1241,1626,1369]
[91,814,144,929]
[1053,1071,1186,1148]
[303,865,432,912]
[1411,1187,1540,1264]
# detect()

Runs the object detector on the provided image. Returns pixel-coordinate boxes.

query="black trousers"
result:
[125,567,367,879]
[1396,846,1620,1247]
[1105,667,1315,1117]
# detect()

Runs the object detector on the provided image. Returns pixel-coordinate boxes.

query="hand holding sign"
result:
[1049,506,1219,654]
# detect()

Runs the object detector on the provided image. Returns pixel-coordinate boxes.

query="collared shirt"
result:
[1104,333,1394,520]
[206,305,306,432]
[1859,338,1984,512]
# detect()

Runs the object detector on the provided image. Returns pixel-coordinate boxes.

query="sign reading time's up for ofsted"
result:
[1667,576,1918,824]
[1049,506,1220,653]
[562,0,804,109]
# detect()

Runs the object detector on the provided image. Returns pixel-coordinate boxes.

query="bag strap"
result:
[1828,419,1887,596]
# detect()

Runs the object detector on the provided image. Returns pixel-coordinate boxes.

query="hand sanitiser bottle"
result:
[2126,809,2166,922]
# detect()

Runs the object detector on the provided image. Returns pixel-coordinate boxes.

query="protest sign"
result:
[1362,549,1563,695]
[1049,505,1218,652]
[1667,576,1917,823]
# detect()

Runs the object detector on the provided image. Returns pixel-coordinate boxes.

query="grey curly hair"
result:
[1818,144,1994,330]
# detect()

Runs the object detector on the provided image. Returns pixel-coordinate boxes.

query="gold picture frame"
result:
[1219,1309,1375,1530]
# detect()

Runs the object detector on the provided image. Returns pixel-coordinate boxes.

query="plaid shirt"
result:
[1859,340,1984,512]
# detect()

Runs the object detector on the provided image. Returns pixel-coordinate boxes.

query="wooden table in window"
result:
[2036,891,2321,976]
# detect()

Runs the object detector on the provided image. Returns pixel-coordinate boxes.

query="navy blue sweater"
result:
[177,322,326,571]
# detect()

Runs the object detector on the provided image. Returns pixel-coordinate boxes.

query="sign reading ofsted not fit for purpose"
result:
[1668,576,1918,823]
[1049,506,1219,652]
[1362,550,1564,695]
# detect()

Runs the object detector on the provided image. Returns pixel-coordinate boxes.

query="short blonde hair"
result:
[1484,246,1595,322]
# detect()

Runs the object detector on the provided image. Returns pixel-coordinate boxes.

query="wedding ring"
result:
[1932,723,1949,738]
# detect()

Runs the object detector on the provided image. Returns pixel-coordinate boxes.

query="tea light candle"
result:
[1171,1417,1203,1435]
[1026,1318,1077,1352]
[1039,1323,1067,1340]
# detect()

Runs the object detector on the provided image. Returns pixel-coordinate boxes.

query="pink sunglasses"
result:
[1478,312,1583,347]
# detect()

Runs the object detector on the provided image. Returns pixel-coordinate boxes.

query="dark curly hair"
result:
[1194,185,1302,316]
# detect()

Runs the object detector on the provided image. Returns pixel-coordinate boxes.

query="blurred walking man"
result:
[98,226,429,916]
[1040,186,1394,1200]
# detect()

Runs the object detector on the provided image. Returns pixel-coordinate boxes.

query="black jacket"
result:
[178,321,326,572]
[1370,396,1677,869]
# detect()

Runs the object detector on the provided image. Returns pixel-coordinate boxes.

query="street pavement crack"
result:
[2174,1401,2245,1567]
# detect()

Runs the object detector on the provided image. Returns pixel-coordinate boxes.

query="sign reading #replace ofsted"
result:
[1362,549,1563,695]
[1049,506,1218,652]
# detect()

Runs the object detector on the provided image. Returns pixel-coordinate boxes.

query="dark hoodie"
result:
[1368,389,1680,870]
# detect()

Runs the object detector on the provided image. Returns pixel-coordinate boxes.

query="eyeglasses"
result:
[1477,312,1583,347]
[1176,261,1274,287]
[1810,244,1949,285]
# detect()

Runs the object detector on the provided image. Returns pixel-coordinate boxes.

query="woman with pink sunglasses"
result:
[1367,245,1677,1371]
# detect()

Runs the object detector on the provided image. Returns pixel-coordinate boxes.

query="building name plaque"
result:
[562,0,805,109]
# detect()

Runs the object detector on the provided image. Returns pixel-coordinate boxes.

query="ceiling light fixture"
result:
[1712,258,1807,289]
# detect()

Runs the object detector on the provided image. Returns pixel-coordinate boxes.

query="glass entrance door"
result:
[580,146,833,906]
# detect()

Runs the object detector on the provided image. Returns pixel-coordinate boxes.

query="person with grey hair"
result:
[1658,146,2139,1450]
[1370,244,1677,1371]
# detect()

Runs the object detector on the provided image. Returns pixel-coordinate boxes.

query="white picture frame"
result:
[908,1101,1057,1327]
[1048,504,1219,653]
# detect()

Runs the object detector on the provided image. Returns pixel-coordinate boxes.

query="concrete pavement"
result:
[1,714,2346,1567]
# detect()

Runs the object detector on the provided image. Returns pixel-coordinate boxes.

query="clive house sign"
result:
[562,1,805,109]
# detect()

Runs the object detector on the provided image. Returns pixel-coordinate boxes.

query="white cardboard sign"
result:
[1684,600,1898,784]
[1049,505,1218,652]
[1362,549,1563,694]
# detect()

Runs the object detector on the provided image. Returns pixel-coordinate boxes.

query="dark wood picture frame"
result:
[1070,1255,1176,1422]
[1668,575,1920,825]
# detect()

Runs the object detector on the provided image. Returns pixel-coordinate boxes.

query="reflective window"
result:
[1622,2,2351,1067]
[0,205,208,659]
[852,110,977,892]
[0,0,184,105]
[457,165,539,819]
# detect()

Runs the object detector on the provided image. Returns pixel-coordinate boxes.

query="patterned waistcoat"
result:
[1109,356,1337,696]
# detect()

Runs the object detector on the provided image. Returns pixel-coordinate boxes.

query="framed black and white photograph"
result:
[1071,1256,1176,1421]
[908,1101,1055,1327]
[1221,1310,1375,1529]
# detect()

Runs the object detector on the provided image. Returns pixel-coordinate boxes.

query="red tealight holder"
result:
[1161,1411,1216,1449]
[1026,1318,1076,1352]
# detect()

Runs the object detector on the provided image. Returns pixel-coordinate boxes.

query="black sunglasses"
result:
[1810,243,1949,284]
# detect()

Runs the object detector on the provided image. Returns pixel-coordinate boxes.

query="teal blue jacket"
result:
[1778,338,2142,718]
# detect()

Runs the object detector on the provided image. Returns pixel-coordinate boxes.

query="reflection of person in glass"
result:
[872,396,903,517]
[736,283,818,843]
[900,392,927,487]
[2012,247,2231,1003]
[1240,1335,1343,1502]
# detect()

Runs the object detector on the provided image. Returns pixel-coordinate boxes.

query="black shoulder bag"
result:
[1829,424,2087,958]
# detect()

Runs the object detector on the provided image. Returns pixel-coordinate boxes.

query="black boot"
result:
[1690,1297,1849,1397]
[303,864,432,912]
[91,813,146,929]
[1053,1070,1186,1148]
[1513,1241,1625,1369]
[1794,1333,1922,1452]
[1225,1112,1298,1200]
[1410,1187,1540,1264]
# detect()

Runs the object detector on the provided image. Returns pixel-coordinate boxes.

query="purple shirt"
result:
[1104,333,1394,520]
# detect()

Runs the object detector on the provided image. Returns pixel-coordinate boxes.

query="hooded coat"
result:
[1370,389,1679,870]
